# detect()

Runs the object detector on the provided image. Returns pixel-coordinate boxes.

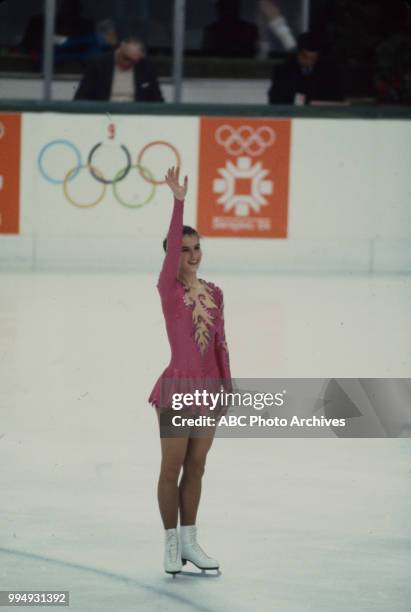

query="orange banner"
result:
[197,117,291,238]
[0,113,21,234]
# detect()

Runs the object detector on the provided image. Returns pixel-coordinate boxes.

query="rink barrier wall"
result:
[0,102,410,274]
[1,100,411,119]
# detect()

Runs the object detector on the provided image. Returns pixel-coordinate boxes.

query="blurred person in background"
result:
[257,0,297,58]
[74,36,163,102]
[374,0,411,104]
[54,19,118,64]
[308,0,411,103]
[17,14,45,63]
[268,31,344,105]
[18,0,112,66]
[202,0,259,57]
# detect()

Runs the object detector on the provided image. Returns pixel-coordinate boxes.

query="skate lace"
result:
[166,533,178,562]
[189,533,209,558]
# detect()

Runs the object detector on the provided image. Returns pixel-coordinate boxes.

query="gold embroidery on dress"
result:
[183,280,217,354]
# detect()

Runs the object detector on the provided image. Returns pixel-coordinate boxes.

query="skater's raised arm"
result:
[157,167,188,294]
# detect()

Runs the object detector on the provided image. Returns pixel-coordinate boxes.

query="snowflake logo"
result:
[213,156,273,216]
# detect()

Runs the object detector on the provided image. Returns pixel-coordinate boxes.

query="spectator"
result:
[54,20,118,65]
[74,36,164,102]
[18,14,44,62]
[202,0,259,58]
[95,19,119,50]
[268,32,344,105]
[18,0,97,66]
[374,0,411,104]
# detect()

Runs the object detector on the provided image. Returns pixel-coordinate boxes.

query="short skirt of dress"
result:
[148,366,229,416]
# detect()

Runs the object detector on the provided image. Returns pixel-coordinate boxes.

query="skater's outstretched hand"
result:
[165,166,188,201]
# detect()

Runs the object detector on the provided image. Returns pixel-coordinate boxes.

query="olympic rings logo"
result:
[37,138,181,208]
[215,125,276,157]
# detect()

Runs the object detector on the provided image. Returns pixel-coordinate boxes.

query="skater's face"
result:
[178,234,202,276]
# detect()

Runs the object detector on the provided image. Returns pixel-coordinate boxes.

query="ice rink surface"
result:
[1,271,410,611]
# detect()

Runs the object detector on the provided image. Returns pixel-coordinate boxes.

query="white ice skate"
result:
[164,528,182,576]
[180,525,220,573]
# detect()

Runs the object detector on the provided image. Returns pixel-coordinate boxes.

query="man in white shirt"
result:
[74,36,164,103]
[110,40,141,102]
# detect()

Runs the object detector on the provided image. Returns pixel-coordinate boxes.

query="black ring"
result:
[87,142,132,185]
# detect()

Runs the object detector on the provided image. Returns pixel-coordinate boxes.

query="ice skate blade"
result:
[165,569,182,577]
[181,559,221,577]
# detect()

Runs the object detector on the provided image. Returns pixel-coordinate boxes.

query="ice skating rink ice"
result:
[1,270,410,612]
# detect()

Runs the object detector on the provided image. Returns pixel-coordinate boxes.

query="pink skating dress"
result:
[148,197,232,413]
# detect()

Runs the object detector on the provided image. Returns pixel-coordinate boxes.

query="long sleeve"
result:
[145,65,164,102]
[157,197,184,294]
[215,287,232,391]
[268,16,297,52]
[268,62,294,104]
[74,57,98,100]
[135,60,164,102]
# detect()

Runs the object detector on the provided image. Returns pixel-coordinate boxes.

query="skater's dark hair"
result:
[163,226,200,252]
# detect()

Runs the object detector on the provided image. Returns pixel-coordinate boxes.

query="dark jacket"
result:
[268,56,343,105]
[74,52,164,102]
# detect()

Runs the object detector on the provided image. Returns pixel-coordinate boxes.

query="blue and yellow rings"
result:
[38,139,82,184]
[63,164,106,208]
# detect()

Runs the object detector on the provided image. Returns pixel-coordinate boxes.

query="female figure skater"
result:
[148,166,232,575]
